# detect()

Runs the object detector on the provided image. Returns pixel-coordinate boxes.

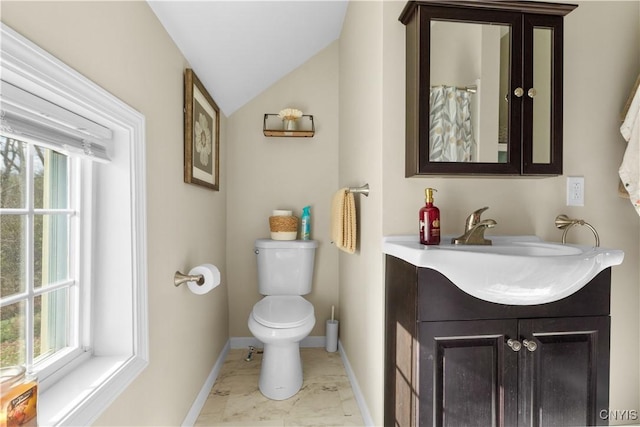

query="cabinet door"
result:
[407,6,524,175]
[419,320,519,427]
[521,14,564,175]
[518,316,610,427]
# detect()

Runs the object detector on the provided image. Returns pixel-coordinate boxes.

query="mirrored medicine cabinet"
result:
[400,1,577,176]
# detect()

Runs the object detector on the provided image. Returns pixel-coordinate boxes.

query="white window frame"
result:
[0,138,84,379]
[1,23,149,426]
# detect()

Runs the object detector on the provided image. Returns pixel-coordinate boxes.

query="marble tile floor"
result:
[195,348,365,427]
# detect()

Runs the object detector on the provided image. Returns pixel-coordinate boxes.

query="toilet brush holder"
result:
[326,319,339,352]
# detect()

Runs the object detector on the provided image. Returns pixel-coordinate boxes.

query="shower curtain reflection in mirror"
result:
[429,86,476,162]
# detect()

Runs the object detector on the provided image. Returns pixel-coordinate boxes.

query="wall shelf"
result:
[263,114,315,137]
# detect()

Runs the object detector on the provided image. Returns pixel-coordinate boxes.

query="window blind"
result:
[0,80,112,162]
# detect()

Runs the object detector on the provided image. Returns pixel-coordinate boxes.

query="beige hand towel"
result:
[331,188,356,254]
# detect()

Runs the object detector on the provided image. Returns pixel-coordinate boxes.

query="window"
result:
[1,137,82,379]
[1,22,148,426]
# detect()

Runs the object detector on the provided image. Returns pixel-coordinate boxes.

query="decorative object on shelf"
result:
[278,108,303,131]
[263,113,315,137]
[184,68,220,190]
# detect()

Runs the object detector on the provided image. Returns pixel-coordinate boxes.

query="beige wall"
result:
[338,1,386,423]
[226,42,340,338]
[1,2,229,425]
[339,1,639,425]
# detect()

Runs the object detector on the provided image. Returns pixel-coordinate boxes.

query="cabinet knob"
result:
[507,339,522,352]
[527,88,537,98]
[523,339,538,352]
[514,87,524,97]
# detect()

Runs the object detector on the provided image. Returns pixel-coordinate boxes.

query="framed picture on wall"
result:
[184,68,220,190]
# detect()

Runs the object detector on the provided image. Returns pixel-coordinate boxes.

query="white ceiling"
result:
[148,1,348,116]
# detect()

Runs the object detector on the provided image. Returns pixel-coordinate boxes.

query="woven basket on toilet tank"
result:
[269,215,298,240]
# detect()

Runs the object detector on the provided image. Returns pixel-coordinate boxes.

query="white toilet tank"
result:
[255,239,317,295]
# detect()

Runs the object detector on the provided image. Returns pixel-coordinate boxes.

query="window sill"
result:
[39,355,148,426]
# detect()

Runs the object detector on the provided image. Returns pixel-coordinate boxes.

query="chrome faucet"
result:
[452,207,497,245]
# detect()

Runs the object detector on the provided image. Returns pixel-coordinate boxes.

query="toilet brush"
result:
[326,305,338,352]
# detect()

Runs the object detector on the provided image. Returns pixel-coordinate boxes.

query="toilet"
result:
[248,238,317,400]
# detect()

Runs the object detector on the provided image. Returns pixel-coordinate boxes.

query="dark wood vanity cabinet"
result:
[400,1,577,176]
[385,256,611,427]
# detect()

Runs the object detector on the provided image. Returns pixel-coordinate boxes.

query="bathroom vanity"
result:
[383,235,623,427]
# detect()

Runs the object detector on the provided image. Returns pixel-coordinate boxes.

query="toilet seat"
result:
[252,296,314,329]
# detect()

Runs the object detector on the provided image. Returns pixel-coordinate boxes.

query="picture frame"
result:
[184,68,220,190]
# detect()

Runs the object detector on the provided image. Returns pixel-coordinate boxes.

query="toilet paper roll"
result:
[187,264,221,295]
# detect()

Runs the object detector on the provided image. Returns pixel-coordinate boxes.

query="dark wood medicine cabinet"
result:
[400,1,577,176]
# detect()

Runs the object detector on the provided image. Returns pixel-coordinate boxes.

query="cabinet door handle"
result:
[507,339,522,352]
[527,88,537,98]
[523,339,538,352]
[514,87,524,97]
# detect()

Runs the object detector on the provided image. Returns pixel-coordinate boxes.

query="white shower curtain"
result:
[429,86,476,162]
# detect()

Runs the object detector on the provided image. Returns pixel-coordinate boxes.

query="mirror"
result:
[429,20,554,164]
[429,20,510,163]
[532,26,552,164]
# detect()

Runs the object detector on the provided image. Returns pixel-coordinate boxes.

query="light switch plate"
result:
[567,176,585,206]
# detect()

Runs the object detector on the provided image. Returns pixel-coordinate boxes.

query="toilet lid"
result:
[253,296,314,329]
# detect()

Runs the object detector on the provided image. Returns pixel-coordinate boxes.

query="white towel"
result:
[331,188,356,254]
[619,84,640,216]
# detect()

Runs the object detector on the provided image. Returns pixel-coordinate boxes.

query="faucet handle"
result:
[465,207,489,231]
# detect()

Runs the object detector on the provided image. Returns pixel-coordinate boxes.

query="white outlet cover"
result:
[567,176,585,206]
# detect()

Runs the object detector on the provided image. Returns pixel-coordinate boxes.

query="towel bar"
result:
[347,183,369,197]
[554,214,600,247]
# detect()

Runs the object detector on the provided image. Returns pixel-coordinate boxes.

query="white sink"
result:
[382,235,624,305]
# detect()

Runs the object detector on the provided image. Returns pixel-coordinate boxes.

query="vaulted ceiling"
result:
[148,1,348,116]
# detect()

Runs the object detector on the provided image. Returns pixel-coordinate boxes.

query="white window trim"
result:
[0,138,85,380]
[1,22,149,426]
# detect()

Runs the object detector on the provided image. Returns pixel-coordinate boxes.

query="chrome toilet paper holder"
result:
[174,271,204,287]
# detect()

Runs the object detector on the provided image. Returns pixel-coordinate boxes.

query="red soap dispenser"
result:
[419,188,440,245]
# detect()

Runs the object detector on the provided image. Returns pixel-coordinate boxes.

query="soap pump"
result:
[419,188,440,245]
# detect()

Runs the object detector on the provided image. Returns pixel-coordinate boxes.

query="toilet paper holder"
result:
[174,271,204,287]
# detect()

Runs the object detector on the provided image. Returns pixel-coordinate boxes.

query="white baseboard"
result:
[181,341,230,427]
[338,341,374,427]
[182,337,373,427]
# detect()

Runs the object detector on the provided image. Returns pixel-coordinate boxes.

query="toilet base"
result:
[259,342,303,400]
[247,305,315,401]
